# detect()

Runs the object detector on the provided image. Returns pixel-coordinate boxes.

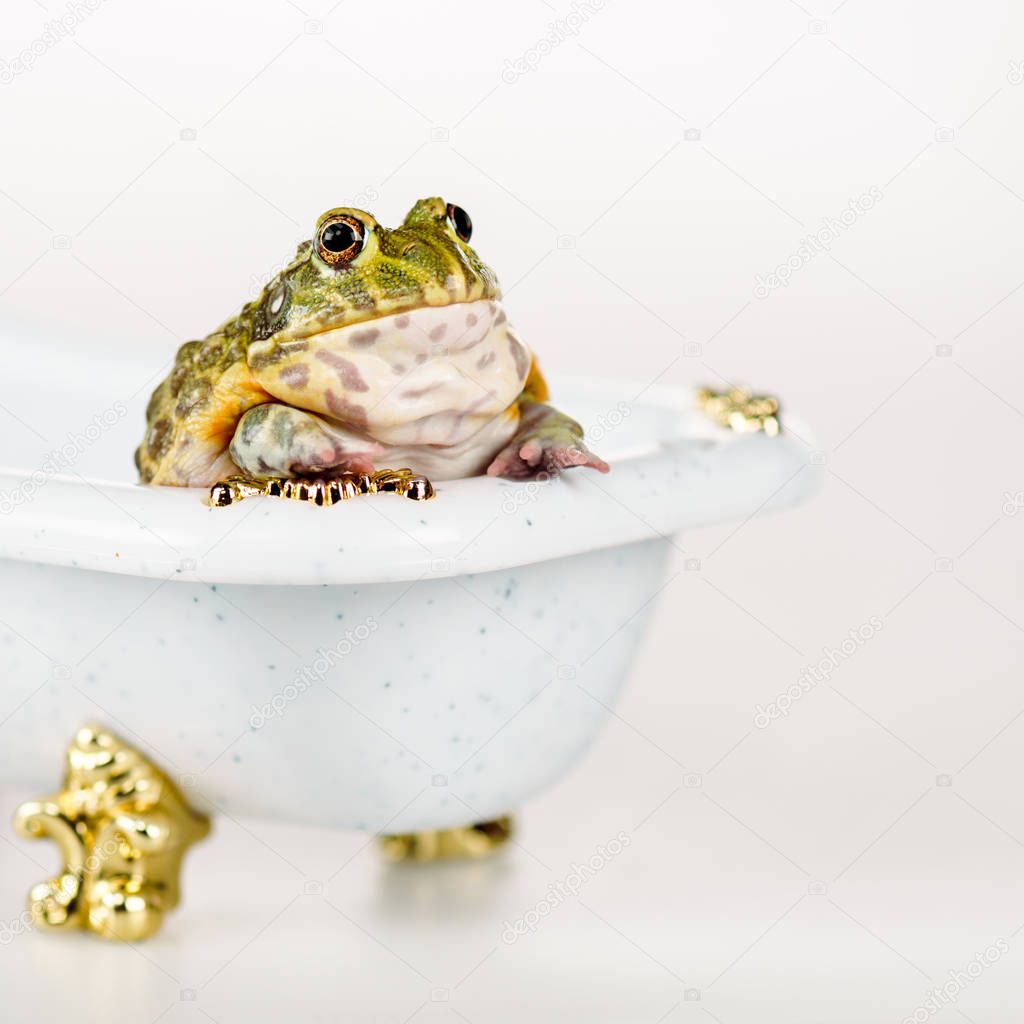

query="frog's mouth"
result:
[249,299,532,444]
[253,267,503,362]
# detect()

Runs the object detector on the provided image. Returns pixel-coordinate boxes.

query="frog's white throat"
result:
[255,299,532,479]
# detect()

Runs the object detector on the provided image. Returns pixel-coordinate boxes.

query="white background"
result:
[2,0,1024,1020]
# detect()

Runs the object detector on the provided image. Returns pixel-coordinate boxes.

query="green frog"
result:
[136,198,608,493]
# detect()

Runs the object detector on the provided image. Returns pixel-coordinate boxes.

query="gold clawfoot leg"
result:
[209,468,435,507]
[13,724,210,942]
[378,816,514,863]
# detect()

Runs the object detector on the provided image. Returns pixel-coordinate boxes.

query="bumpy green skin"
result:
[250,199,501,354]
[136,198,607,486]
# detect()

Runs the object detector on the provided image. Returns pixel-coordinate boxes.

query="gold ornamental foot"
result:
[697,385,781,436]
[378,816,514,863]
[209,468,435,507]
[13,724,210,942]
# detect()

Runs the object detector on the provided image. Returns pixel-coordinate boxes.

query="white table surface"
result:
[1,642,1020,1024]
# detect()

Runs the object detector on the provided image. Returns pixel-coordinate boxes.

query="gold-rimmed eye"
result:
[316,215,366,266]
[446,202,472,243]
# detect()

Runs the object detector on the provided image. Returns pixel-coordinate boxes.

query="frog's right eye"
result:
[316,215,366,266]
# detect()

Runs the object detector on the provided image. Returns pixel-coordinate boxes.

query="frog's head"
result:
[248,197,500,358]
[245,198,528,430]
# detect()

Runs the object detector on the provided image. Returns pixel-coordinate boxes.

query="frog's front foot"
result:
[487,402,609,481]
[487,436,609,480]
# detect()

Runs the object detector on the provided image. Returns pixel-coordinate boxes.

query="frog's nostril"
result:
[402,242,421,257]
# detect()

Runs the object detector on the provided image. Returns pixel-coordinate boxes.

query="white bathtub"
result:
[0,328,817,831]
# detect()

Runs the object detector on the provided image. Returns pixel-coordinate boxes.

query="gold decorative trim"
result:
[697,386,781,436]
[379,816,514,863]
[14,725,209,942]
[209,468,435,507]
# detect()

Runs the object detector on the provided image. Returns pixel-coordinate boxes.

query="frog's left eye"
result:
[446,203,472,243]
[316,215,366,266]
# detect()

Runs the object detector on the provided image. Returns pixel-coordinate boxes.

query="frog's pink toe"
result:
[305,451,375,476]
[485,447,534,480]
[540,443,609,474]
[340,455,376,475]
[518,441,544,467]
[560,446,610,474]
[486,450,517,477]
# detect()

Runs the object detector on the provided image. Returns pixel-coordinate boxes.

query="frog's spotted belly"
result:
[250,299,531,479]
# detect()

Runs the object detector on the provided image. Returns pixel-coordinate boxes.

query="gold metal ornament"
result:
[379,817,514,863]
[697,385,781,436]
[13,724,210,942]
[209,468,435,507]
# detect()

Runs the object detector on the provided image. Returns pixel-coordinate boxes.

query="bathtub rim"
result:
[0,378,818,586]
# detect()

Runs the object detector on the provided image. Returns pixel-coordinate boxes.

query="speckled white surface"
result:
[1,540,671,830]
[0,332,817,828]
